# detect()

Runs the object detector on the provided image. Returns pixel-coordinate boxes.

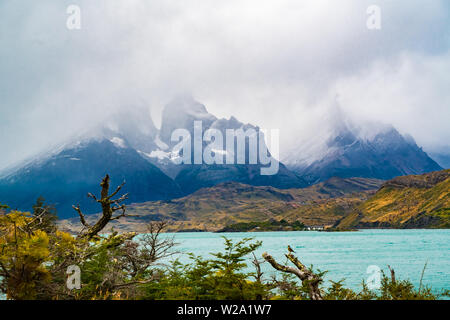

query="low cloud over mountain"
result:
[283,109,442,184]
[0,97,443,218]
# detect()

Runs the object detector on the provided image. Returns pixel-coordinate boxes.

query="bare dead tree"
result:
[268,273,298,297]
[118,221,178,277]
[97,221,177,297]
[251,252,264,284]
[68,175,180,297]
[388,265,396,284]
[263,248,323,300]
[251,252,265,300]
[141,221,178,263]
[72,174,131,239]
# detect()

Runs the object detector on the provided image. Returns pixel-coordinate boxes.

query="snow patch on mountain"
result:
[110,137,127,148]
[154,135,169,151]
[282,110,442,182]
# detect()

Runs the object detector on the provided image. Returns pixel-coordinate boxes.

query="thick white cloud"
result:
[335,52,450,151]
[0,0,449,169]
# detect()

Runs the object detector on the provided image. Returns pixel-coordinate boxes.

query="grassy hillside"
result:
[60,177,382,233]
[334,170,450,229]
[60,171,450,233]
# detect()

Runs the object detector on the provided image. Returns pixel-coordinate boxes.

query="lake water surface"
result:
[161,229,450,294]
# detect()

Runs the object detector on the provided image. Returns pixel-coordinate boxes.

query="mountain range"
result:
[282,112,442,184]
[0,96,443,218]
[150,96,307,194]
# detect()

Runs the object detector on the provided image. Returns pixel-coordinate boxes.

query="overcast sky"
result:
[0,0,449,170]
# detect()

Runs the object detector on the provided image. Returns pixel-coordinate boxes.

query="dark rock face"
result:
[0,140,182,218]
[156,96,307,194]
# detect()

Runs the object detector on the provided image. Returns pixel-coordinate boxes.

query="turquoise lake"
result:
[159,229,450,294]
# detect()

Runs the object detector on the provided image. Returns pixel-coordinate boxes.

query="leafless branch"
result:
[73,175,131,239]
[107,181,126,200]
[263,247,323,300]
[87,193,98,202]
[72,205,90,228]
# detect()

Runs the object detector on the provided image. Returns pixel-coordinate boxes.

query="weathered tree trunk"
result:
[388,265,396,284]
[73,174,130,239]
[263,250,323,300]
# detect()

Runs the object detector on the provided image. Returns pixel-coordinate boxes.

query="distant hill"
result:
[334,170,450,229]
[60,170,450,233]
[59,177,383,233]
[307,176,384,197]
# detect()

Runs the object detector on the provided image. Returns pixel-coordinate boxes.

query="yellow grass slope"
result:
[335,170,450,229]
